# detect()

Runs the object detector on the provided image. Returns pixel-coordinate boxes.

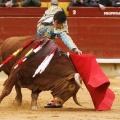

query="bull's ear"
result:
[67,73,75,80]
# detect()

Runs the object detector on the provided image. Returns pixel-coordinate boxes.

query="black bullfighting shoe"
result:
[44,101,63,108]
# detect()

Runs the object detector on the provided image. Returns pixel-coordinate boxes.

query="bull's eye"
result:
[59,101,62,104]
[69,84,75,91]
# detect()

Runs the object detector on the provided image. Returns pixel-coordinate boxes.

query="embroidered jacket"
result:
[37,5,78,51]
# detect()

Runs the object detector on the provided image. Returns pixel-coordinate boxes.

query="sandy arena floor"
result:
[0,72,120,120]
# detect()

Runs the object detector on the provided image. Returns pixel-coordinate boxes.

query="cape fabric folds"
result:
[70,54,115,111]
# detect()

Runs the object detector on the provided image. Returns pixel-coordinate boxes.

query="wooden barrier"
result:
[0,7,120,58]
[69,7,120,17]
[68,7,120,58]
[67,17,120,58]
[0,17,39,39]
[0,7,47,17]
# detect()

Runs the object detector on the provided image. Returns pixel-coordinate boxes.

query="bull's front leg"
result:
[0,74,18,103]
[13,83,22,106]
[31,90,41,110]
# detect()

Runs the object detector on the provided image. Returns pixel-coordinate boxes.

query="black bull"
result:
[0,36,82,110]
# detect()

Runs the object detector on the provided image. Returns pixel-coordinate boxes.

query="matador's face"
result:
[53,20,64,29]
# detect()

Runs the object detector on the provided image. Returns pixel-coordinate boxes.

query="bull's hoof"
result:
[31,106,40,110]
[13,99,22,106]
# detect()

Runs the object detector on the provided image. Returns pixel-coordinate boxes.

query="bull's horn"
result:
[73,94,82,106]
[74,73,82,89]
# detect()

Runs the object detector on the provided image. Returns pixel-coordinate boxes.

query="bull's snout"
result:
[54,97,64,106]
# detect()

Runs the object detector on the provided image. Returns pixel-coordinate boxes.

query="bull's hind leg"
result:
[13,83,22,106]
[0,73,17,103]
[31,90,41,110]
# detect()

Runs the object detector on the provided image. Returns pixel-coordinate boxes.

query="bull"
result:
[0,36,82,110]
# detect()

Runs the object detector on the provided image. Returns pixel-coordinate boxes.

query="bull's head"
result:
[51,73,82,107]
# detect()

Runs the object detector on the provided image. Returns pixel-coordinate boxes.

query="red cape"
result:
[70,54,115,111]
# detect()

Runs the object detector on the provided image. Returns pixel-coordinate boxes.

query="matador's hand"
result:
[72,48,82,55]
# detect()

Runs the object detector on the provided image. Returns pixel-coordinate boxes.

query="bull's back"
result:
[0,36,33,73]
[1,36,32,58]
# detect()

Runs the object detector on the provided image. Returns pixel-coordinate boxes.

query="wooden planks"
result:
[0,17,120,58]
[69,7,120,17]
[67,17,120,58]
[0,7,47,17]
[0,7,120,58]
[0,17,39,39]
